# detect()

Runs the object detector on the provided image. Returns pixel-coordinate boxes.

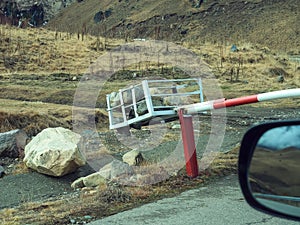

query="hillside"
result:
[47,0,300,53]
[0,0,76,22]
[0,24,299,136]
[0,2,300,223]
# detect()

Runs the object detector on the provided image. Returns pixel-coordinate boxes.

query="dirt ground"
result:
[0,14,299,223]
[0,104,299,224]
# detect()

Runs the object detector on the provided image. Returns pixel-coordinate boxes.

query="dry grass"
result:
[47,0,300,53]
[188,41,300,100]
[11,161,30,175]
[0,148,238,225]
[0,23,299,135]
[0,98,109,136]
[0,22,299,224]
[0,99,72,136]
[0,25,122,75]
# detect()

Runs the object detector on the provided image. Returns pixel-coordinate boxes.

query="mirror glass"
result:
[249,125,300,218]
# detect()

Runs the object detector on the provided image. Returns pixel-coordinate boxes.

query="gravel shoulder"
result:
[0,164,95,209]
[0,105,299,215]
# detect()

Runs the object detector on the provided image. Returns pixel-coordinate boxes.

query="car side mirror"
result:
[238,120,300,221]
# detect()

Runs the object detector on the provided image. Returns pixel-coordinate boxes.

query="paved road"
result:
[88,174,298,225]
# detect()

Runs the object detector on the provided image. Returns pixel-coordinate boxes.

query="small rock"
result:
[71,177,85,189]
[84,215,93,220]
[0,129,28,158]
[277,75,284,83]
[122,149,144,166]
[171,124,181,129]
[99,159,133,180]
[82,172,106,187]
[81,187,97,193]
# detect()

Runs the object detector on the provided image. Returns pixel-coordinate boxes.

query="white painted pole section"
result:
[257,89,300,102]
[181,101,214,114]
[180,88,300,115]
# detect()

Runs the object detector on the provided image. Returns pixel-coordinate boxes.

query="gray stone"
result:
[122,149,144,166]
[171,124,181,129]
[0,129,28,158]
[71,177,85,189]
[99,160,133,180]
[71,172,107,189]
[24,127,86,177]
[277,75,284,83]
[163,96,194,106]
[84,215,93,220]
[82,172,106,187]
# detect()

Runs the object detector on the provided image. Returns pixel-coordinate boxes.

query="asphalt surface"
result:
[0,164,95,209]
[88,174,299,225]
[0,106,299,223]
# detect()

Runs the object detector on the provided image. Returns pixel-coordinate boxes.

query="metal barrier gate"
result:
[107,79,300,178]
[106,78,204,130]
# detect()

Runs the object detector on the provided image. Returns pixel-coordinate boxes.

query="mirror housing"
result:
[239,120,300,221]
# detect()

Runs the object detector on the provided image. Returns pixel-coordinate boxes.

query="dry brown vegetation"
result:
[0,147,239,225]
[0,25,122,75]
[48,0,300,53]
[0,18,299,224]
[0,23,298,152]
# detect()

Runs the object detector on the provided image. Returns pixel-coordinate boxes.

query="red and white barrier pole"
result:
[178,88,300,177]
[178,109,199,178]
[182,88,300,114]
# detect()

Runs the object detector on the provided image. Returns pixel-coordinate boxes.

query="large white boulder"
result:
[23,127,86,177]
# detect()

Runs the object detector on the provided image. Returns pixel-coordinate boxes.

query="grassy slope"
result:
[0,25,124,74]
[0,25,114,135]
[0,5,299,222]
[48,0,196,33]
[47,0,300,52]
[0,24,299,135]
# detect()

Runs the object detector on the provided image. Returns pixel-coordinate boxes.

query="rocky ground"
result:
[0,6,299,222]
[48,0,300,53]
[0,104,299,224]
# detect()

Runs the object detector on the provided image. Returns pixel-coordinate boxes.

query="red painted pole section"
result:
[176,88,300,178]
[213,95,258,109]
[178,109,199,178]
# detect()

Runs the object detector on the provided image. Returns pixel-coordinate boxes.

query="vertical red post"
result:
[178,109,199,178]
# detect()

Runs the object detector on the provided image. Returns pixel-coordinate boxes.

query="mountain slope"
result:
[47,0,300,52]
